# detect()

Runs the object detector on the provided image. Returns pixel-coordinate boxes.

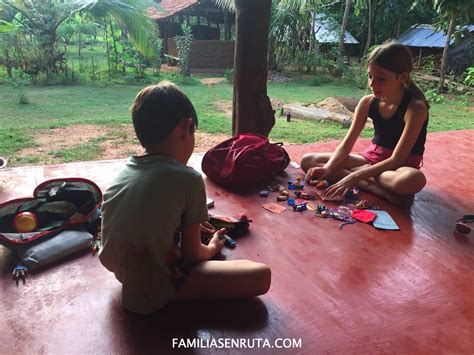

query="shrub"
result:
[309,76,321,86]
[5,69,31,104]
[425,89,443,104]
[224,68,233,84]
[464,67,474,87]
[175,22,193,77]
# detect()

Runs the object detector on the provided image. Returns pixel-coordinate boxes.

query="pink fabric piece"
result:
[352,209,377,223]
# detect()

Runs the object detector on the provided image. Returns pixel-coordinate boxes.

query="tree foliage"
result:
[0,0,161,78]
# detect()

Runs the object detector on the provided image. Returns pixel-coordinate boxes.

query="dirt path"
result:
[15,124,231,166]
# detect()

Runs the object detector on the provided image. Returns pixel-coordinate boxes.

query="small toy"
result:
[277,195,288,202]
[316,180,329,189]
[286,112,291,122]
[299,192,316,200]
[323,206,356,229]
[219,234,237,248]
[280,188,289,196]
[287,199,295,206]
[307,179,329,189]
[293,203,307,212]
[307,179,318,186]
[259,190,269,197]
[294,177,304,189]
[287,177,304,190]
[12,263,28,285]
[13,212,38,233]
[344,187,360,203]
[355,199,370,209]
[91,237,102,255]
[315,204,330,217]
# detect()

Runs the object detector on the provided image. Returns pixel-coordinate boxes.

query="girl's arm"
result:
[307,95,372,180]
[180,223,226,262]
[325,99,428,197]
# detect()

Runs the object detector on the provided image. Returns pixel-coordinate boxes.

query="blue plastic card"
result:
[368,209,400,231]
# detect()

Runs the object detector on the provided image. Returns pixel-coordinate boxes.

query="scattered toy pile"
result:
[259,175,399,231]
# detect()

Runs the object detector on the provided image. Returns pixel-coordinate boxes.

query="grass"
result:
[0,74,472,166]
[49,142,103,163]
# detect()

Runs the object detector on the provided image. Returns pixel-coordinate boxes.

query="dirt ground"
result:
[15,124,231,165]
[10,90,358,167]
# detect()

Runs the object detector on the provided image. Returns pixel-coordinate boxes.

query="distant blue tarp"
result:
[313,14,359,45]
[396,24,474,48]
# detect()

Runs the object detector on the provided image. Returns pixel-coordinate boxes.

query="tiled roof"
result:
[149,0,199,20]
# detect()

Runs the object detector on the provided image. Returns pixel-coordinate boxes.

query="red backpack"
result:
[201,133,290,188]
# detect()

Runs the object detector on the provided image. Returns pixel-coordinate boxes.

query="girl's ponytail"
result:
[406,79,430,110]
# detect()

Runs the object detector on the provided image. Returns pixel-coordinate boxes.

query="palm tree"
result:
[0,0,160,77]
[337,0,351,66]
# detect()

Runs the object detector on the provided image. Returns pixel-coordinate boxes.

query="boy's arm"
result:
[181,223,226,262]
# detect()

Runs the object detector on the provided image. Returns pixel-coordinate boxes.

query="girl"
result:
[301,42,429,203]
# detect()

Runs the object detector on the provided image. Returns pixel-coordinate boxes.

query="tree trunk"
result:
[109,21,119,72]
[437,10,457,94]
[394,16,402,38]
[38,29,57,78]
[232,0,274,137]
[104,18,111,80]
[364,0,373,55]
[78,31,82,57]
[337,0,351,66]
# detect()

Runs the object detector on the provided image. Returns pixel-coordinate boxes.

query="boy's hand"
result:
[200,221,216,236]
[208,228,226,252]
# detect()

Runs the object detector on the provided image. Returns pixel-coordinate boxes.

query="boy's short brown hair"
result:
[130,81,198,148]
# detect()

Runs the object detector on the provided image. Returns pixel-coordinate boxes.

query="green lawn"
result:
[0,76,472,166]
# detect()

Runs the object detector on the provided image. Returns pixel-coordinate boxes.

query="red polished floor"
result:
[1,130,473,354]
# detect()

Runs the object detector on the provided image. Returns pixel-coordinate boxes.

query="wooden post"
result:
[232,0,274,137]
[418,47,422,69]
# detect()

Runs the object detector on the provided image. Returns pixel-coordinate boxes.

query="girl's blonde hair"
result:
[367,41,429,108]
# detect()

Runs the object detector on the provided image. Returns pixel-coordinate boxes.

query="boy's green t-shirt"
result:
[99,155,209,314]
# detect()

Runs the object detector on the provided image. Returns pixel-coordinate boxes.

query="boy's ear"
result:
[179,118,194,138]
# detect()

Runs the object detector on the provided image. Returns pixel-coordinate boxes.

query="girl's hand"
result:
[324,174,355,200]
[306,166,331,182]
[208,228,226,253]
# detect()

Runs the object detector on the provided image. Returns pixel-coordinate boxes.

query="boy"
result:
[99,81,271,314]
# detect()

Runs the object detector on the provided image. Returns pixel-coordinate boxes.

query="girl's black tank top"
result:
[368,91,428,156]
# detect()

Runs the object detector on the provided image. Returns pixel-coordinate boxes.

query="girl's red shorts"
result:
[361,144,423,169]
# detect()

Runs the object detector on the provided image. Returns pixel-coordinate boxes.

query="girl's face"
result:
[367,63,408,99]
